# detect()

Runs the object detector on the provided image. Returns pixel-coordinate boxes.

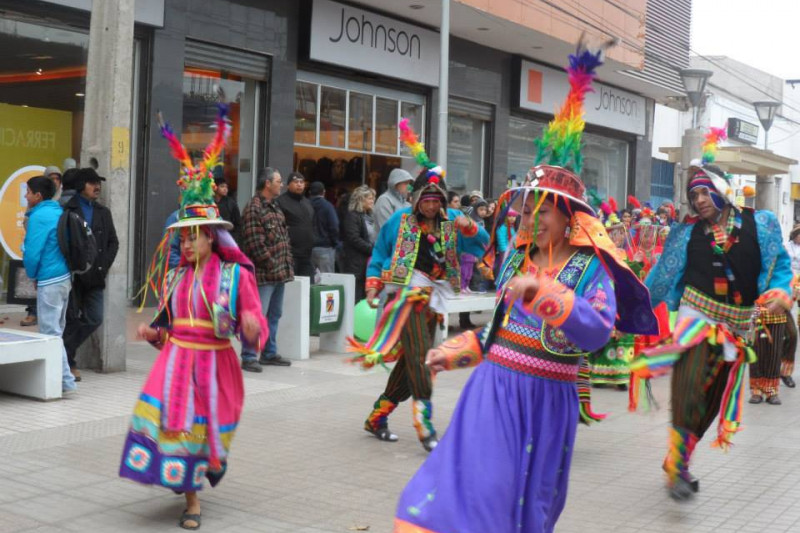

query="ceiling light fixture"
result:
[75,92,85,97]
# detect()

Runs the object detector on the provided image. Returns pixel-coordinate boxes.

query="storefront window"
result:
[294,81,317,145]
[293,75,424,198]
[348,92,373,152]
[375,97,398,154]
[0,18,88,290]
[447,115,486,194]
[320,86,346,148]
[182,69,244,191]
[507,116,629,201]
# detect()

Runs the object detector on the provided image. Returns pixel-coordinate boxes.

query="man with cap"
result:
[276,171,315,279]
[62,167,119,379]
[641,127,793,500]
[213,177,243,243]
[373,168,413,229]
[309,181,339,274]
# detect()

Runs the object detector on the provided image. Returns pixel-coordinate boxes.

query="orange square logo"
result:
[527,68,543,104]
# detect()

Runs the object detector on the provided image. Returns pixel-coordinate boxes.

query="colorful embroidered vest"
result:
[152,262,240,339]
[485,250,595,381]
[383,213,461,291]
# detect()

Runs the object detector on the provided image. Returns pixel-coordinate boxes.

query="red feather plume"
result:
[608,196,618,213]
[627,195,642,210]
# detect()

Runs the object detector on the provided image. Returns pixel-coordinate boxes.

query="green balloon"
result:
[353,299,377,342]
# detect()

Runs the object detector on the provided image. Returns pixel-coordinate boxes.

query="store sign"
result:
[319,290,341,324]
[310,0,440,86]
[517,59,646,136]
[728,118,759,145]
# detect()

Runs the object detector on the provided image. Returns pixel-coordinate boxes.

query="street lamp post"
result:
[680,68,713,128]
[753,100,780,150]
[753,100,781,215]
[676,69,713,215]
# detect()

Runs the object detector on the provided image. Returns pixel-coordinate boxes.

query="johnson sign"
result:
[517,59,646,136]
[310,0,440,86]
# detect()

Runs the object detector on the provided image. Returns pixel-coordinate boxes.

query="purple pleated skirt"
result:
[394,360,578,533]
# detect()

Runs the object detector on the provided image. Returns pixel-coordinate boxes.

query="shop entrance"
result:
[183,41,270,210]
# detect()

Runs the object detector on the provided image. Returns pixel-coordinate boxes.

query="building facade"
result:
[0,0,690,296]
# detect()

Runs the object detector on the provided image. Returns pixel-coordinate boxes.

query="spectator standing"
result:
[276,172,315,278]
[20,165,64,327]
[373,168,413,229]
[343,185,377,301]
[213,177,243,243]
[22,176,76,393]
[447,191,461,210]
[62,168,119,380]
[309,181,340,273]
[241,167,294,370]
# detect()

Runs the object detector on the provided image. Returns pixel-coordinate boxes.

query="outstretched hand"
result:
[137,323,159,343]
[425,348,447,374]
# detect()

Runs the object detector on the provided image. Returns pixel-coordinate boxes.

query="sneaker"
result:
[20,315,37,327]
[241,360,263,373]
[781,375,796,388]
[259,355,291,367]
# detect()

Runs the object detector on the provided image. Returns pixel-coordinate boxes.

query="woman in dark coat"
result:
[343,185,377,301]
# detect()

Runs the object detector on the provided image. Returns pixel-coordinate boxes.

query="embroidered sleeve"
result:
[438,329,484,371]
[521,266,616,353]
[236,267,269,351]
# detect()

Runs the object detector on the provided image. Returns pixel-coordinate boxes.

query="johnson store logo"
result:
[329,6,422,59]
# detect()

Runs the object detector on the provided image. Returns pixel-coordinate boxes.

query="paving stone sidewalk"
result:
[2,311,800,533]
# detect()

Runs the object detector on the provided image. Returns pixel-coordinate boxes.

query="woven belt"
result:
[168,337,231,350]
[681,286,753,330]
[486,345,579,382]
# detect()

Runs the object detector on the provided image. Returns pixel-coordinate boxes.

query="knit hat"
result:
[687,127,735,212]
[44,165,61,178]
[398,118,447,212]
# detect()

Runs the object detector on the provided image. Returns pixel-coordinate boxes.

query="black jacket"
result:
[63,193,119,290]
[342,210,374,277]
[276,191,315,260]
[216,195,243,243]
[310,195,340,248]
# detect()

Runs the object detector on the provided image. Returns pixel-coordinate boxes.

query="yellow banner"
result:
[0,103,73,259]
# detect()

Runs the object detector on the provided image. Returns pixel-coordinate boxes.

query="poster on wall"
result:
[0,103,72,260]
[319,290,341,324]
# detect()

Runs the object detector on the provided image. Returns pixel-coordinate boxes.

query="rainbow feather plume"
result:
[535,37,615,173]
[701,126,727,165]
[399,118,434,169]
[202,103,231,174]
[157,113,193,172]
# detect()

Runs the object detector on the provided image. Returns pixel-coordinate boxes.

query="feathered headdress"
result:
[534,36,616,174]
[399,118,447,209]
[158,104,233,230]
[701,126,727,165]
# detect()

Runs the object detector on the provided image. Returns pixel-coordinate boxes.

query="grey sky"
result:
[692,0,800,80]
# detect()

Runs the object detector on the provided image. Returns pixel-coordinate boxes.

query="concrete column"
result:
[78,1,135,372]
[678,128,704,217]
[756,174,777,213]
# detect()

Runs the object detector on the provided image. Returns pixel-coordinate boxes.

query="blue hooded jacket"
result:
[23,199,70,286]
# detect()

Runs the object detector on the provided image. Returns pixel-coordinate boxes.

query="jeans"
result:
[37,279,76,392]
[63,286,104,368]
[241,282,285,362]
[311,247,336,274]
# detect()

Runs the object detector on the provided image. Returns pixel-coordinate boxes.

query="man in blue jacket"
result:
[22,176,77,394]
[309,181,339,274]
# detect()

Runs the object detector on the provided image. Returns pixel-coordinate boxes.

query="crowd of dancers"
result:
[116,37,797,532]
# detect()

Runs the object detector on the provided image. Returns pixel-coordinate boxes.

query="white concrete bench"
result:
[0,328,63,400]
[435,293,496,345]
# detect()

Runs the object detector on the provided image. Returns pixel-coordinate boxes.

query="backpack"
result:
[57,210,98,275]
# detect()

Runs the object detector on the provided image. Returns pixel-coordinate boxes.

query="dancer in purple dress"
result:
[393,40,657,533]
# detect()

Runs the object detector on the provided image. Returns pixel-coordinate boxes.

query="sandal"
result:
[179,510,201,530]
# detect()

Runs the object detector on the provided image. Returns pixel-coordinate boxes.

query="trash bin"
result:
[309,284,344,335]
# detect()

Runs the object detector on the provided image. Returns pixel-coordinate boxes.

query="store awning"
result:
[659,145,797,176]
